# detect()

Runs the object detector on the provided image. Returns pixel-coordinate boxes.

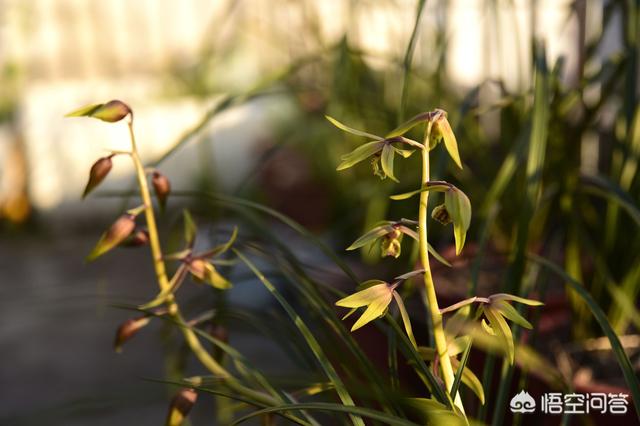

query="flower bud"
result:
[165,388,198,426]
[66,100,131,122]
[122,228,150,247]
[91,100,131,122]
[86,214,136,261]
[152,171,171,210]
[188,259,232,290]
[83,156,113,199]
[431,203,452,225]
[114,316,150,353]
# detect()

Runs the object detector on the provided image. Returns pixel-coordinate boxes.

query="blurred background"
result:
[1,0,639,425]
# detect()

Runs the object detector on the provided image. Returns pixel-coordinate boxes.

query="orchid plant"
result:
[329,109,543,418]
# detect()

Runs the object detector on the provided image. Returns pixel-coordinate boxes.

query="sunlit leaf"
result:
[451,357,485,404]
[436,117,462,169]
[406,398,466,426]
[385,112,431,138]
[444,188,471,255]
[392,291,417,349]
[484,307,514,364]
[336,141,384,171]
[489,293,544,306]
[493,301,533,329]
[380,143,398,182]
[326,115,384,140]
[390,182,451,200]
[347,224,394,250]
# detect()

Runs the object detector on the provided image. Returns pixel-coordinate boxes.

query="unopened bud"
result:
[91,100,131,122]
[165,388,198,426]
[86,214,136,261]
[83,156,113,199]
[122,228,150,247]
[152,171,171,210]
[188,259,232,290]
[114,316,150,353]
[431,204,452,225]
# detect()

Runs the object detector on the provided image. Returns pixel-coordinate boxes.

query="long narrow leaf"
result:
[234,249,365,426]
[529,254,640,420]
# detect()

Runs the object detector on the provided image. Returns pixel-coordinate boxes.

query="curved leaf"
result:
[445,188,471,255]
[326,116,384,140]
[529,254,640,420]
[381,143,398,182]
[483,307,514,364]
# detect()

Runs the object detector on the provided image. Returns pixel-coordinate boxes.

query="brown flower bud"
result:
[83,156,113,199]
[122,228,150,247]
[114,316,150,353]
[152,171,171,210]
[166,388,198,426]
[91,100,131,122]
[188,259,232,290]
[86,214,136,261]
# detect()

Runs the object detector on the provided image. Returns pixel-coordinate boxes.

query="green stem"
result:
[418,122,464,413]
[126,117,283,409]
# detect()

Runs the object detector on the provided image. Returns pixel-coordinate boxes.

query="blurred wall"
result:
[0,0,615,219]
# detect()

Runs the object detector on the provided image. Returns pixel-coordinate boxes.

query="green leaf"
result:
[392,291,417,349]
[138,265,188,309]
[436,117,462,169]
[529,254,640,420]
[183,210,197,248]
[229,402,420,426]
[445,188,471,255]
[336,141,384,171]
[493,301,533,329]
[234,249,364,426]
[406,398,466,426]
[451,355,485,404]
[385,112,431,138]
[427,243,452,267]
[380,143,398,182]
[390,182,451,200]
[347,224,394,250]
[326,115,384,140]
[489,293,544,306]
[199,227,238,258]
[483,306,514,364]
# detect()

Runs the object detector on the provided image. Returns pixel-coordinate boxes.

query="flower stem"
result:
[419,121,465,412]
